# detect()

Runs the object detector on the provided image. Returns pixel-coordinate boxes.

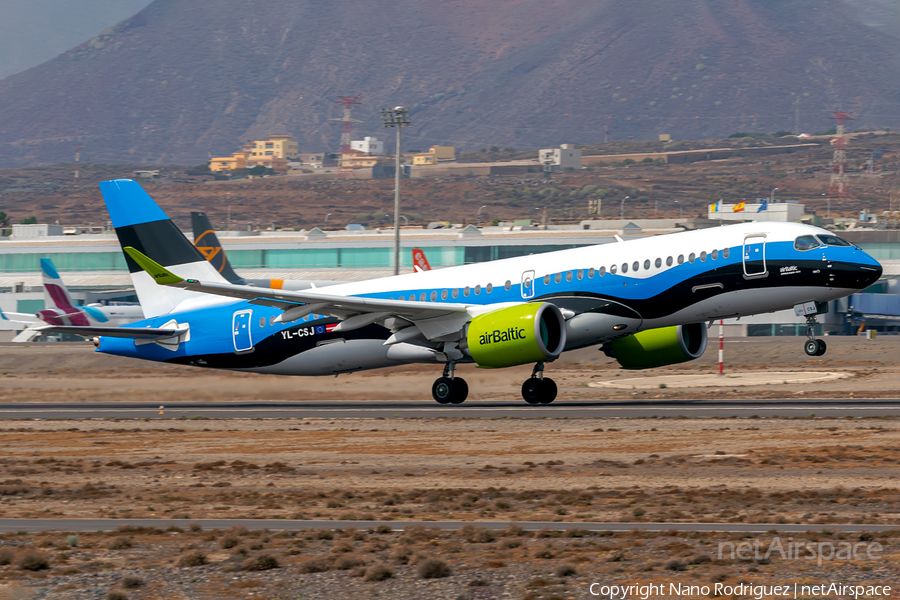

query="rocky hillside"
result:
[0,0,898,167]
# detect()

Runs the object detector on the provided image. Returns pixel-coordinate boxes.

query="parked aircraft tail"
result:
[190,211,244,284]
[41,258,78,312]
[99,179,229,318]
[412,248,431,272]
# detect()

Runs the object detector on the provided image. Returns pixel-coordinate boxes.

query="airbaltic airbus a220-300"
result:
[38,180,882,405]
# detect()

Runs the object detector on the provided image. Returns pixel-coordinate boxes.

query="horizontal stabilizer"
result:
[34,325,181,340]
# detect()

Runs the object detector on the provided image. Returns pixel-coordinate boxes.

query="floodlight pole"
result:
[381,106,411,276]
[393,124,402,275]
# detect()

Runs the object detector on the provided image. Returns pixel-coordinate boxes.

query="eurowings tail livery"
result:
[36,258,144,327]
[38,180,883,405]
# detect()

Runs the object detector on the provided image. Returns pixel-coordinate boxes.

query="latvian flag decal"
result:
[316,324,339,335]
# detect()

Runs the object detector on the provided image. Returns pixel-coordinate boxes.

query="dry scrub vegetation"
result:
[1,524,897,599]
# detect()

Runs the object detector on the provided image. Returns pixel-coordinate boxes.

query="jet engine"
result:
[606,324,707,370]
[463,303,566,368]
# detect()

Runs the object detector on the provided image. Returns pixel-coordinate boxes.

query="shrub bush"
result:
[417,557,451,579]
[109,537,132,550]
[220,535,240,549]
[121,576,144,589]
[665,559,686,571]
[177,551,207,567]
[555,564,578,577]
[0,548,14,565]
[17,549,50,571]
[243,553,279,571]
[363,563,394,581]
[298,558,329,573]
[333,554,365,571]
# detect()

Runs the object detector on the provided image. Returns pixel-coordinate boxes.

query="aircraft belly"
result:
[249,339,399,376]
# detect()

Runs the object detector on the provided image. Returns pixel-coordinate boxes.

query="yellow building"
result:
[210,135,298,172]
[340,150,381,169]
[412,145,455,165]
[247,134,298,160]
[210,152,248,172]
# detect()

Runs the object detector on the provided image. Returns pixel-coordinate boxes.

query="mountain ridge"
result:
[0,0,898,167]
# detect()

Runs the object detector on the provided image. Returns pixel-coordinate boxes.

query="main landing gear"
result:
[431,363,468,405]
[521,362,557,405]
[803,314,827,357]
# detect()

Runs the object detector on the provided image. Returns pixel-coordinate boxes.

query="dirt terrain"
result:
[0,336,898,403]
[0,337,897,598]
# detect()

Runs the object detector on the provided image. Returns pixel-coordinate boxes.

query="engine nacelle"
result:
[464,303,566,368]
[607,324,707,370]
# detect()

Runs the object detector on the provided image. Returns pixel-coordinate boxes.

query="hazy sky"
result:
[0,0,153,81]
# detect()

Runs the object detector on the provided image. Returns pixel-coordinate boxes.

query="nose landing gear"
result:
[803,314,827,357]
[431,362,468,405]
[521,362,558,405]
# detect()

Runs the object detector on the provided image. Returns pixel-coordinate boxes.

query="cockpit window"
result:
[794,235,821,251]
[816,234,852,247]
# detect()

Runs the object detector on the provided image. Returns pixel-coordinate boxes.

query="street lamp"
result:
[620,196,629,219]
[771,187,779,203]
[380,106,412,275]
[823,192,829,218]
[324,213,331,228]
[477,205,487,227]
[674,200,683,219]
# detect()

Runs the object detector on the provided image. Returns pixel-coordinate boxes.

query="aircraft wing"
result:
[33,325,183,340]
[124,246,480,342]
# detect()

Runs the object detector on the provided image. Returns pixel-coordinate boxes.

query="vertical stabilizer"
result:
[99,179,230,318]
[41,258,78,311]
[190,212,244,284]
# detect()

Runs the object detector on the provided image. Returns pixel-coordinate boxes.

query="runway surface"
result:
[0,399,898,419]
[0,518,894,534]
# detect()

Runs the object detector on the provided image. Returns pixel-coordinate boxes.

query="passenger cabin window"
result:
[486,283,493,293]
[794,235,821,251]
[711,249,718,260]
[474,285,481,295]
[632,261,639,272]
[723,247,730,258]
[565,271,573,282]
[544,274,551,285]
[655,258,662,268]
[577,269,584,280]
[817,234,851,247]
[399,295,405,301]
[644,259,652,270]
[700,251,707,262]
[621,263,628,273]
[431,291,438,301]
[555,273,562,283]
[677,255,685,265]
[464,287,470,297]
[666,256,673,267]
[588,268,595,278]
[452,288,459,298]
[504,280,512,291]
[688,253,696,263]
[420,293,426,302]
[599,266,606,276]
[441,290,448,300]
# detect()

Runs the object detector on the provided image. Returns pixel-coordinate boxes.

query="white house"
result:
[350,137,384,155]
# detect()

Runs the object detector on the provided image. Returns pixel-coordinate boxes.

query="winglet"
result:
[123,247,185,285]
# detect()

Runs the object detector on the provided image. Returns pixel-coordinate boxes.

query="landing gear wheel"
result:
[432,377,454,404]
[449,378,468,404]
[804,339,819,356]
[538,378,558,404]
[815,339,827,356]
[522,379,543,405]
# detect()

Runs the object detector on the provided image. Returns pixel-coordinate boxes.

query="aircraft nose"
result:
[857,260,882,289]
